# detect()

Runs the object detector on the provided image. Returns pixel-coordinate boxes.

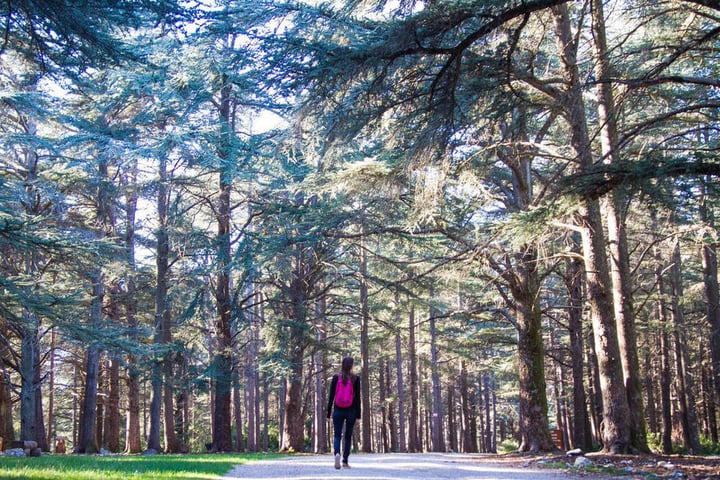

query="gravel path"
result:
[223,452,621,479]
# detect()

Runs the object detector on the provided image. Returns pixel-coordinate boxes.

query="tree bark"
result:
[459,361,477,453]
[669,238,702,453]
[359,239,372,452]
[700,178,720,411]
[211,78,234,453]
[394,296,407,453]
[429,300,444,452]
[313,293,327,453]
[77,270,103,454]
[590,0,649,453]
[552,3,631,452]
[407,305,420,452]
[123,159,142,454]
[565,239,592,450]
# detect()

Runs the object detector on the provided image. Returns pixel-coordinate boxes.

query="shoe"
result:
[334,454,341,470]
[342,462,350,469]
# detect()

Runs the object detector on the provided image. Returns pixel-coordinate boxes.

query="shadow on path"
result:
[224,452,587,480]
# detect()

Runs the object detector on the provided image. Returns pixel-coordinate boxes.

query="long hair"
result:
[340,356,354,383]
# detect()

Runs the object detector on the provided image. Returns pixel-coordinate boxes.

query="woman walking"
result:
[327,356,361,469]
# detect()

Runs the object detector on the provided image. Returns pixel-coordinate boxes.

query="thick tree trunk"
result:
[212,80,234,453]
[553,3,631,452]
[281,345,305,452]
[78,270,104,454]
[590,0,648,453]
[514,267,554,453]
[20,323,37,444]
[0,338,13,442]
[280,259,309,452]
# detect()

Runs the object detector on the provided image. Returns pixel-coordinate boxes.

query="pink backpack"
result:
[334,375,354,408]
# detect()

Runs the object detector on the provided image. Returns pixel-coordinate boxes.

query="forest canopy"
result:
[1,0,720,458]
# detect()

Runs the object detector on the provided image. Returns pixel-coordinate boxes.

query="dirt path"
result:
[223,452,627,479]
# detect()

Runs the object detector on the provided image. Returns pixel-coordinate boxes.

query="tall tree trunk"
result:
[147,153,168,453]
[96,362,105,448]
[123,159,142,454]
[644,349,659,436]
[46,328,55,450]
[157,152,178,454]
[359,238,372,452]
[447,382,456,452]
[394,295,407,453]
[19,77,42,447]
[512,247,554,453]
[211,79,234,453]
[104,357,120,452]
[701,353,718,443]
[653,240,673,454]
[459,361,477,453]
[408,305,420,452]
[78,270,103,454]
[379,358,389,453]
[483,373,494,453]
[699,178,720,410]
[0,369,13,444]
[281,341,305,452]
[313,293,327,453]
[429,301,444,452]
[233,380,243,452]
[104,289,121,453]
[590,0,648,453]
[669,238,701,453]
[565,239,592,450]
[280,258,309,452]
[387,359,398,452]
[33,350,47,451]
[553,3,631,452]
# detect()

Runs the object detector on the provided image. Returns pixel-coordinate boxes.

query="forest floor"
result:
[222,451,719,479]
[514,451,720,479]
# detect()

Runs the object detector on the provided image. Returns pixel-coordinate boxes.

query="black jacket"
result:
[326,373,361,419]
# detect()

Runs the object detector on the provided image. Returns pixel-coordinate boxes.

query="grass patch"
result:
[0,453,280,480]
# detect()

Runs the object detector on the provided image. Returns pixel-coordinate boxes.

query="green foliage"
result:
[0,454,279,480]
[498,439,519,453]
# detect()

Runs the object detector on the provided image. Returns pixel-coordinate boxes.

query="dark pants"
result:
[332,407,356,462]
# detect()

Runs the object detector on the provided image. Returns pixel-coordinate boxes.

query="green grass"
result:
[0,453,280,480]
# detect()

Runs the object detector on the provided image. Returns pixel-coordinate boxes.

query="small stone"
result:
[23,440,38,450]
[574,456,594,468]
[5,448,26,457]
